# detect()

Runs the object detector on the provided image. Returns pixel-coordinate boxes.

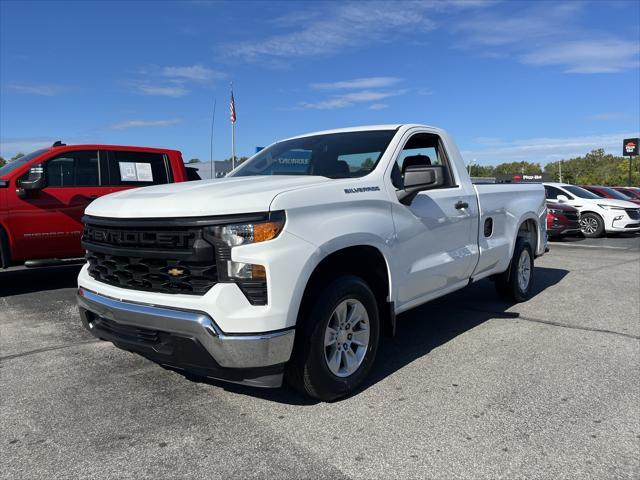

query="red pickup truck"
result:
[0,142,189,268]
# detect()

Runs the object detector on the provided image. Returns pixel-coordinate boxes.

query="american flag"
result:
[230,89,236,124]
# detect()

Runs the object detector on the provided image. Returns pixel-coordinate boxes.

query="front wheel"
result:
[495,238,534,302]
[285,275,380,401]
[579,212,605,238]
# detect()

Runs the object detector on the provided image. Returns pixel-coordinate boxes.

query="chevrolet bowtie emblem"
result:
[167,268,185,277]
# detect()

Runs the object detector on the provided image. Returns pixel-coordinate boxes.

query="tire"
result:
[495,238,534,302]
[579,212,605,238]
[0,227,9,269]
[285,275,380,401]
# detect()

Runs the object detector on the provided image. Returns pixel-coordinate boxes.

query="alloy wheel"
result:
[323,299,370,377]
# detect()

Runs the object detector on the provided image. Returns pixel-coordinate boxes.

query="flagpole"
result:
[210,98,216,179]
[230,82,236,170]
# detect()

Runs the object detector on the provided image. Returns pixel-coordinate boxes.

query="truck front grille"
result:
[86,251,218,295]
[82,218,218,296]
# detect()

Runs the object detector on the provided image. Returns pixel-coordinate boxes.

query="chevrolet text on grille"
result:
[85,227,191,248]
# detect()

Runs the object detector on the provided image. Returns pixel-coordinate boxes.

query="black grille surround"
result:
[82,213,274,304]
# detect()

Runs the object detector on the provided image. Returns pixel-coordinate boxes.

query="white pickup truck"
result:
[77,124,547,400]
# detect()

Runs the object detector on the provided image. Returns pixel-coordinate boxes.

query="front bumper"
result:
[77,288,295,388]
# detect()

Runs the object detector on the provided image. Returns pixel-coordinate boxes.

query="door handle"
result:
[455,201,469,210]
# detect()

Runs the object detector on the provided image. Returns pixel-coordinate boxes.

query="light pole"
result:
[558,160,563,183]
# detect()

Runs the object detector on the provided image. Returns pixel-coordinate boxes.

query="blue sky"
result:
[1,0,639,166]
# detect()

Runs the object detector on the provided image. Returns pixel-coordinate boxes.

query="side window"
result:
[45,151,100,187]
[337,152,379,177]
[545,186,572,200]
[108,151,169,186]
[392,133,452,188]
[544,186,558,199]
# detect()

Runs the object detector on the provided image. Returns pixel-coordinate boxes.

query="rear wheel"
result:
[495,238,534,302]
[579,212,605,238]
[286,275,380,401]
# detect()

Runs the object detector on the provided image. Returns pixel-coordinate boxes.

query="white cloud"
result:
[588,112,628,121]
[301,89,405,110]
[0,136,90,158]
[454,3,640,74]
[5,83,69,96]
[312,77,401,90]
[463,132,640,165]
[522,39,640,73]
[226,2,438,60]
[110,119,181,130]
[161,64,225,81]
[131,83,189,97]
[369,103,389,110]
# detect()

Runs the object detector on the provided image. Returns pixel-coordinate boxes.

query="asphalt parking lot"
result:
[1,234,639,480]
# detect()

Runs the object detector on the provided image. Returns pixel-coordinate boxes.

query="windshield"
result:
[564,185,601,199]
[0,149,48,178]
[600,187,631,200]
[231,130,396,179]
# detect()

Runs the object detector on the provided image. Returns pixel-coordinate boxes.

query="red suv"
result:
[0,143,188,268]
[546,201,580,237]
[580,185,640,206]
[612,187,640,201]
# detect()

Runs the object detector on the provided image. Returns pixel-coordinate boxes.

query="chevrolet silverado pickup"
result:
[77,124,547,400]
[0,143,189,268]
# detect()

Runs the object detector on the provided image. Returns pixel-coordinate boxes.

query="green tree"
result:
[469,164,495,177]
[187,158,200,164]
[0,156,5,168]
[544,149,639,186]
[493,161,542,175]
[11,152,25,161]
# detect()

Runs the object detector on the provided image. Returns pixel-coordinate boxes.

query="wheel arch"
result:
[297,244,396,337]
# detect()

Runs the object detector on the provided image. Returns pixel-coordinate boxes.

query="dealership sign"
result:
[622,138,639,157]
[496,173,551,183]
[623,138,639,156]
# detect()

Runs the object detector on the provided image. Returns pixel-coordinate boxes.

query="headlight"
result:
[548,208,563,214]
[208,211,285,287]
[210,211,285,247]
[597,204,625,210]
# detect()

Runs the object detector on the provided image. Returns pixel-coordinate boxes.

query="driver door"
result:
[390,132,479,309]
[7,150,110,260]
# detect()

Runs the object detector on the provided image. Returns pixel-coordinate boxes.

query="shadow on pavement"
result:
[0,265,82,297]
[176,266,569,404]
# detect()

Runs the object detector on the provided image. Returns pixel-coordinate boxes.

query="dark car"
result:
[546,201,580,237]
[612,186,640,201]
[581,185,640,206]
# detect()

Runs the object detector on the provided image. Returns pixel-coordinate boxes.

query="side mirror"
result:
[17,163,46,198]
[556,194,569,203]
[397,165,445,205]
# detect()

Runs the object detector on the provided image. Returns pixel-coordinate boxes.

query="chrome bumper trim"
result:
[77,289,294,369]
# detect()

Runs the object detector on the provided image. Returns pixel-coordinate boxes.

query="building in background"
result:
[188,161,234,180]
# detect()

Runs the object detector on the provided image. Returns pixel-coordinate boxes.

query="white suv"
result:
[544,182,640,237]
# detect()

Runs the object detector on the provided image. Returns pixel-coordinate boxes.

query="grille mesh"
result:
[86,251,217,295]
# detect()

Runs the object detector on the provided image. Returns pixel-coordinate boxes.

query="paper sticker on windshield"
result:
[119,162,154,182]
[119,162,138,181]
[135,162,153,181]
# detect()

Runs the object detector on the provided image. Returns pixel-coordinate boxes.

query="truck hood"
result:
[86,176,330,218]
